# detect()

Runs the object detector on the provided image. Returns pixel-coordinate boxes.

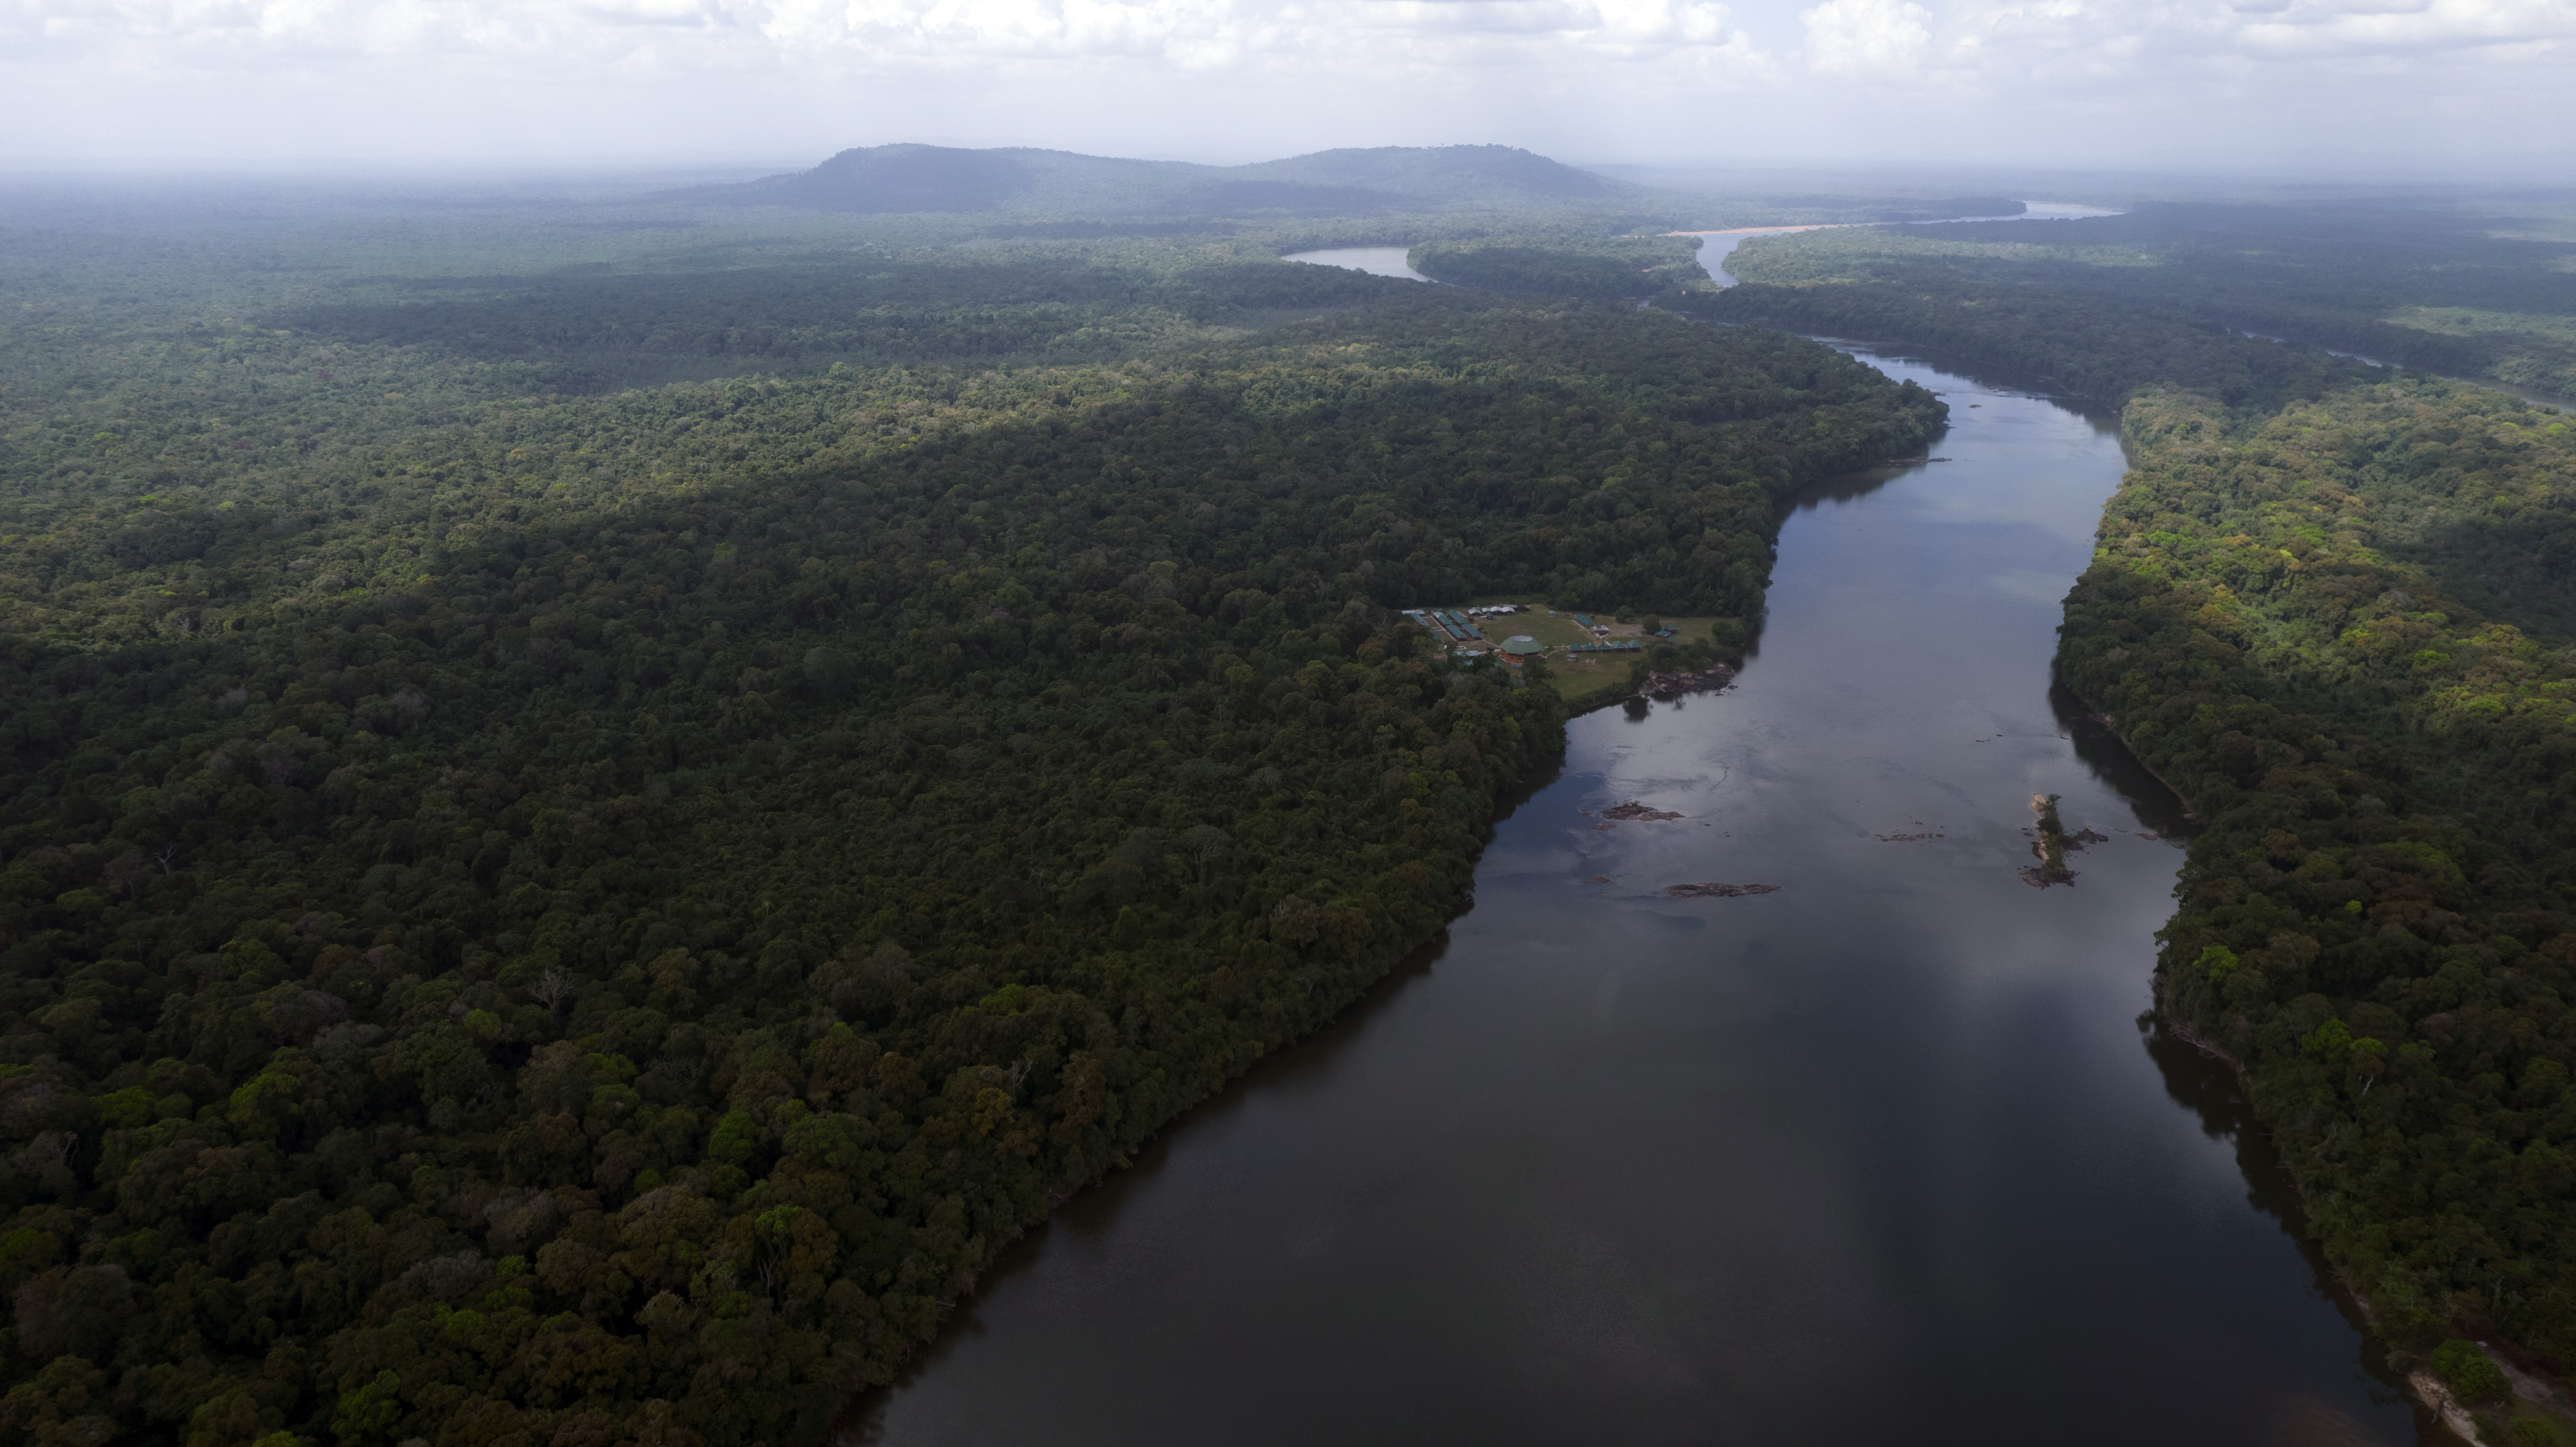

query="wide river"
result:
[847,344,2433,1444]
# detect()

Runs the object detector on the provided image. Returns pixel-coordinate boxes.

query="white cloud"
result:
[1941,0,2575,69]
[1801,0,1931,70]
[10,0,2565,75]
[730,0,1772,73]
[2,0,1766,68]
[2229,0,2575,57]
[0,0,2568,164]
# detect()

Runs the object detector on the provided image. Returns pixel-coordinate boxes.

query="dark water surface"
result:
[848,348,2431,1446]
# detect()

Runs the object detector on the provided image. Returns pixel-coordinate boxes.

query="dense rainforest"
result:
[0,181,1946,1447]
[1715,221,2576,1431]
[1407,233,1719,306]
[1717,205,2576,398]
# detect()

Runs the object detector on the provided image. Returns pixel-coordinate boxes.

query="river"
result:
[843,336,2436,1444]
[2239,329,2573,414]
[1282,203,2124,289]
[1279,245,1435,281]
[1685,203,2130,286]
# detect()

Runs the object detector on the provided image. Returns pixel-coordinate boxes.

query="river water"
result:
[1280,245,1435,281]
[846,345,2432,1445]
[1686,202,2130,286]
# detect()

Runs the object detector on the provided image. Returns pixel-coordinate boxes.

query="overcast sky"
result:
[4,0,2570,173]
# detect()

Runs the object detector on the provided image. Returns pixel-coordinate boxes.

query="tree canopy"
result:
[0,201,1942,1447]
[1715,219,2576,1414]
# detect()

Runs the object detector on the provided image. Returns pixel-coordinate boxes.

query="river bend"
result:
[848,344,2427,1447]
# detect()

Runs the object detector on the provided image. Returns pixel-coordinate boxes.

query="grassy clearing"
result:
[1426,598,1736,709]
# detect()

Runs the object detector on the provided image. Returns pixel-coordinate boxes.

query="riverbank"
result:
[2151,871,2576,1447]
[2040,371,2576,1436]
[1406,602,1743,713]
[1702,217,2568,413]
[1553,660,1740,719]
[853,337,2420,1447]
[2151,962,2503,1446]
[2059,687,2200,821]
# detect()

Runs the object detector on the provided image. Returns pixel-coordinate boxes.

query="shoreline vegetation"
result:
[1404,602,1749,714]
[2023,793,2076,887]
[2078,707,2201,821]
[1710,216,2576,1444]
[0,162,1950,1447]
[16,147,2565,1446]
[1707,206,2576,404]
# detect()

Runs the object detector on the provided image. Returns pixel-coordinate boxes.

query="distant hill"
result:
[713,144,1042,213]
[665,143,1651,216]
[1228,146,1631,205]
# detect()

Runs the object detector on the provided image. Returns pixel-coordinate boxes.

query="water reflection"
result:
[842,345,2431,1447]
[1278,246,1434,282]
[860,928,1462,1399]
[1781,456,1915,512]
[2051,683,2195,834]
[1682,204,2124,291]
[2138,1015,2432,1444]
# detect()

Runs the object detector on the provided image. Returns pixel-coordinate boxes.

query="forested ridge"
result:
[0,189,1944,1447]
[1716,221,2576,1426]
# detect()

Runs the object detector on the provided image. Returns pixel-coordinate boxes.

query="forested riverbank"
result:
[0,190,1944,1447]
[22,155,2568,1446]
[854,340,2426,1447]
[1714,226,2576,1439]
[1405,233,1721,307]
[1714,209,2576,399]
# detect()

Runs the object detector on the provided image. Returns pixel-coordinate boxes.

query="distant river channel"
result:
[844,321,2434,1440]
[1277,245,1436,281]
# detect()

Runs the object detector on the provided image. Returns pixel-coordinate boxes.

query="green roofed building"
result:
[1498,634,1546,666]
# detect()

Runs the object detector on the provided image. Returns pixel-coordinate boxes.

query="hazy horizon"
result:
[6,0,2571,177]
[0,149,2565,200]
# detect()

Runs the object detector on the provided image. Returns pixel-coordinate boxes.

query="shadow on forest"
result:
[2380,514,2576,649]
[261,255,1399,392]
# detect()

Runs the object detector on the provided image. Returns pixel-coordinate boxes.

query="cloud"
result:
[1941,0,2576,70]
[10,0,2564,80]
[744,0,1774,75]
[0,0,2567,163]
[1801,0,1930,71]
[4,0,1765,70]
[2229,0,2576,58]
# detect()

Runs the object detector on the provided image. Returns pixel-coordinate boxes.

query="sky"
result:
[3,0,2572,173]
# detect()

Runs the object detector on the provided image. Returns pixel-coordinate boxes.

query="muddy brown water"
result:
[842,344,2435,1446]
